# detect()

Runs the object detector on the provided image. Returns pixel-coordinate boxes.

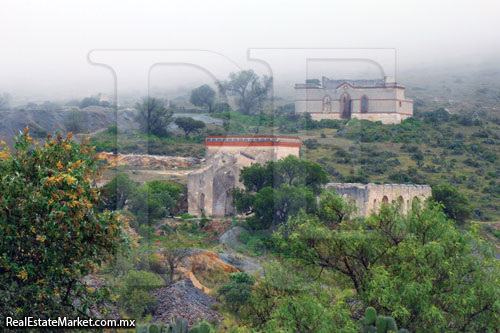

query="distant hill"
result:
[0,106,138,146]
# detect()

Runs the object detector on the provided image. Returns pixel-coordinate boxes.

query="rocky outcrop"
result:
[177,250,238,293]
[152,278,222,327]
[97,152,202,169]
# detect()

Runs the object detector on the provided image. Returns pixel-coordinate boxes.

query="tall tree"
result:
[190,84,216,113]
[134,97,173,137]
[217,70,272,115]
[174,117,205,138]
[430,184,473,224]
[0,129,129,324]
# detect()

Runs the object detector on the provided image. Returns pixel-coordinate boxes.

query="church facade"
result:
[295,76,413,124]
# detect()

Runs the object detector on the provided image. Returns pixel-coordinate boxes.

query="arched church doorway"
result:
[213,168,235,217]
[340,93,352,119]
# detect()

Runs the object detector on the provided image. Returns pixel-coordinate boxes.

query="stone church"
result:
[295,76,413,124]
[187,135,301,217]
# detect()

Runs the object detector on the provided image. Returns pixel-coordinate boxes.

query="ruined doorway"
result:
[199,193,205,214]
[213,168,235,217]
[340,93,352,119]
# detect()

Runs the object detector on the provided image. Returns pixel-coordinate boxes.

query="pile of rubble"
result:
[97,152,202,169]
[151,278,222,327]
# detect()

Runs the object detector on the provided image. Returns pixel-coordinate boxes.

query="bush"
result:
[118,270,163,318]
[218,272,254,313]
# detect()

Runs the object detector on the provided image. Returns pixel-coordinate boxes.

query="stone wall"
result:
[324,183,432,217]
[188,136,301,217]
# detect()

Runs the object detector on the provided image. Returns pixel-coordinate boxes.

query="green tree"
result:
[234,156,327,229]
[190,84,216,113]
[218,272,254,313]
[101,172,137,211]
[174,117,206,138]
[129,180,182,225]
[430,184,473,224]
[134,97,173,137]
[241,261,357,332]
[411,151,425,168]
[275,193,500,332]
[217,70,272,115]
[0,129,129,325]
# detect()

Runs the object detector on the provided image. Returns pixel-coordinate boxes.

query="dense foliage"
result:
[232,155,328,229]
[430,184,473,224]
[175,117,206,138]
[190,84,216,113]
[0,130,129,325]
[273,190,500,332]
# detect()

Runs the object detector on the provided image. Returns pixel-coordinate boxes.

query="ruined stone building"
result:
[187,135,301,217]
[295,76,413,124]
[187,136,431,218]
[325,183,431,217]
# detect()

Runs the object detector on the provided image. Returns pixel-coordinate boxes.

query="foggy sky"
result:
[1,0,499,103]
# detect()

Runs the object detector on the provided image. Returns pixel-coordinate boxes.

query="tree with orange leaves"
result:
[0,128,130,326]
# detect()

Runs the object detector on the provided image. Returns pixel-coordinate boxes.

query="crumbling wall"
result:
[325,183,432,217]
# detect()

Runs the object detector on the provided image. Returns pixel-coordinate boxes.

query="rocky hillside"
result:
[0,106,138,145]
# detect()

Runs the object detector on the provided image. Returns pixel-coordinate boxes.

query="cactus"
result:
[149,323,161,333]
[397,330,409,333]
[362,326,377,333]
[386,316,398,332]
[376,316,387,333]
[364,307,377,325]
[360,307,408,333]
[190,321,211,333]
[136,324,149,333]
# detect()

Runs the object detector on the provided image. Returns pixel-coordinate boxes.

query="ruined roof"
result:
[204,135,301,147]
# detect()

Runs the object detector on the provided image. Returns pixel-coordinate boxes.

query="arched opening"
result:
[340,93,352,119]
[213,168,235,217]
[360,95,368,113]
[382,195,389,203]
[199,193,205,214]
[323,95,332,113]
[397,196,404,204]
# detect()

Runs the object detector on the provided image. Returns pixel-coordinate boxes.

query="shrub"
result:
[118,270,163,318]
[218,272,255,313]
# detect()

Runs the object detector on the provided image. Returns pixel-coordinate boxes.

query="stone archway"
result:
[213,168,235,217]
[382,195,389,203]
[340,93,352,119]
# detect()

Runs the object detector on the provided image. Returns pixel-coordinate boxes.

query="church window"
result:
[361,95,368,113]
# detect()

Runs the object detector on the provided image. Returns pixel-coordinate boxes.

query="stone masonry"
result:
[187,136,301,217]
[325,183,431,217]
